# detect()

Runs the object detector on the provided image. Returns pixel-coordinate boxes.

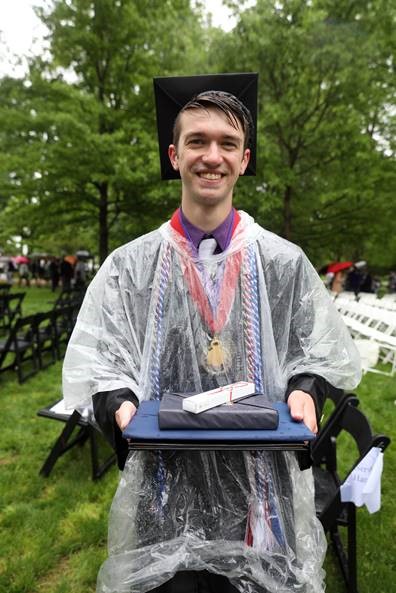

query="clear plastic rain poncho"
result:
[63,211,361,593]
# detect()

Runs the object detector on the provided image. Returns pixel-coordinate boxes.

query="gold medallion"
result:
[207,336,229,370]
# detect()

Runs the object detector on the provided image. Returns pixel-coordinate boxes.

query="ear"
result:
[239,148,251,175]
[168,144,179,171]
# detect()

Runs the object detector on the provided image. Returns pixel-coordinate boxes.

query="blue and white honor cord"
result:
[150,243,172,520]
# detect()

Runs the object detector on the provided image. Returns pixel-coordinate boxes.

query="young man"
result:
[63,74,361,593]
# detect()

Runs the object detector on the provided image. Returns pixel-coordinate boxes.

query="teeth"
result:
[200,173,222,180]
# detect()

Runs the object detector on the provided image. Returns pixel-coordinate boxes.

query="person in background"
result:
[388,271,396,293]
[359,266,374,293]
[49,257,60,292]
[74,259,87,289]
[345,265,364,297]
[60,257,74,290]
[6,260,15,284]
[36,259,47,287]
[18,261,30,287]
[30,259,39,286]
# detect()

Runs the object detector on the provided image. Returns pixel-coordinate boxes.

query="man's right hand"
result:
[115,400,137,431]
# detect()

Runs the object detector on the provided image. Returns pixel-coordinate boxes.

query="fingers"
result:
[288,390,318,434]
[115,400,137,431]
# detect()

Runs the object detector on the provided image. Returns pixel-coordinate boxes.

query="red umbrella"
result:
[327,261,353,274]
[14,255,30,264]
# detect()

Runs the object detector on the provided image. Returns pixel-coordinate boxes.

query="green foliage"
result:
[0,0,209,262]
[0,0,395,269]
[212,0,396,266]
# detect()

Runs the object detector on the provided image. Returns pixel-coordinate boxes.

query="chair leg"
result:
[330,528,350,588]
[39,411,82,477]
[329,507,359,593]
[15,344,39,383]
[347,503,358,593]
[88,426,116,480]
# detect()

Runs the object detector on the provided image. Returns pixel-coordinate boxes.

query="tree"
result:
[0,0,209,262]
[1,0,394,270]
[214,0,396,267]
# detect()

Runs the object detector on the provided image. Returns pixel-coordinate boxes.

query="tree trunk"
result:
[99,182,109,264]
[283,185,292,240]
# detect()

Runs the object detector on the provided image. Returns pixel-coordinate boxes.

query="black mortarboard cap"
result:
[153,72,258,180]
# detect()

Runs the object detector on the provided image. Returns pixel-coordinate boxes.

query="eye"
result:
[188,138,204,146]
[222,141,238,149]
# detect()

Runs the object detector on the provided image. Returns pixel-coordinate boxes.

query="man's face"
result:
[168,107,250,209]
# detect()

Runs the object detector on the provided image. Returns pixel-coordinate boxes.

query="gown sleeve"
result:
[92,388,139,470]
[285,373,344,423]
[62,251,143,411]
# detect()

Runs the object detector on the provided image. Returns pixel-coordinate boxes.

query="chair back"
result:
[312,398,390,531]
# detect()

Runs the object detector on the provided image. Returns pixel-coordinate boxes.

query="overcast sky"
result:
[0,0,245,77]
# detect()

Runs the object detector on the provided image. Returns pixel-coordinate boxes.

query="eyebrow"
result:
[184,132,242,145]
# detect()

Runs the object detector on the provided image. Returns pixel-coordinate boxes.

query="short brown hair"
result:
[172,90,253,150]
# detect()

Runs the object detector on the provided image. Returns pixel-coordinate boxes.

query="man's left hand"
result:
[287,390,318,434]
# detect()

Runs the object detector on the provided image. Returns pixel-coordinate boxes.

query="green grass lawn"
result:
[10,284,57,314]
[0,288,394,593]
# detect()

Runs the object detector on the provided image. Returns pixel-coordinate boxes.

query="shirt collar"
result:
[179,208,236,253]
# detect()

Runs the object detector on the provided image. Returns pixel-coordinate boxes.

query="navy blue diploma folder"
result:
[159,393,279,430]
[123,401,315,451]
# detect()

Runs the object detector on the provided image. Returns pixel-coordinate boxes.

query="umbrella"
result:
[327,261,353,274]
[64,255,77,265]
[14,255,30,264]
[75,250,91,260]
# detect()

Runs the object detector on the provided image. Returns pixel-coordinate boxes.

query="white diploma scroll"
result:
[182,381,256,414]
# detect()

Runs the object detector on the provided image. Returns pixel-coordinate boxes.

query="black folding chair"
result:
[52,305,77,359]
[37,400,116,480]
[34,311,57,369]
[311,388,357,469]
[52,287,85,309]
[0,292,25,332]
[311,397,390,593]
[0,314,39,382]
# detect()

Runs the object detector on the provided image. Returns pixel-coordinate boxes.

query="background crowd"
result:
[0,253,93,292]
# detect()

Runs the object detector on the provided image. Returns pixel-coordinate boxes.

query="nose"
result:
[202,141,223,166]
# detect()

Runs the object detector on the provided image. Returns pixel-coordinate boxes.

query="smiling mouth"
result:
[197,172,223,180]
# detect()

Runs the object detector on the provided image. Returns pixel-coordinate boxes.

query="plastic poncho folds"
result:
[63,211,361,593]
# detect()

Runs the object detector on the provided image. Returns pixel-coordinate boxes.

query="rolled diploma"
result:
[182,382,256,414]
